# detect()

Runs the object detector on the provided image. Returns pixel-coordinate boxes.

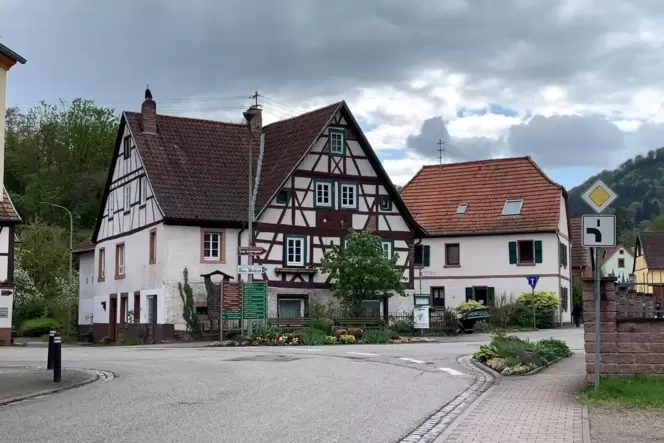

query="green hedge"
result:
[19,318,61,337]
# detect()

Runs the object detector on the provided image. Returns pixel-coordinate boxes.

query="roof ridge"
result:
[420,156,530,169]
[264,101,343,128]
[124,110,247,127]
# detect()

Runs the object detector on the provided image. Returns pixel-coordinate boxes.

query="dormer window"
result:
[456,203,468,214]
[502,199,523,216]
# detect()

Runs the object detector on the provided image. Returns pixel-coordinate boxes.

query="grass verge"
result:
[579,376,664,410]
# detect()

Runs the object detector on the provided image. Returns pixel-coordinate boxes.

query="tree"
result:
[649,215,664,232]
[178,267,202,338]
[320,230,406,316]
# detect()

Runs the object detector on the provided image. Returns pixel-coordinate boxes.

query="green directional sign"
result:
[242,283,267,320]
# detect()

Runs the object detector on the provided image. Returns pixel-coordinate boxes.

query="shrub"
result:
[362,329,391,344]
[457,300,484,313]
[19,318,61,337]
[325,335,337,344]
[384,329,400,340]
[535,338,572,362]
[337,334,356,344]
[310,317,333,333]
[390,318,414,334]
[474,320,491,333]
[516,290,560,328]
[298,328,326,345]
[432,307,461,335]
[474,344,499,362]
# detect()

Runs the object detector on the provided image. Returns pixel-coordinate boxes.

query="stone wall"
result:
[584,277,664,380]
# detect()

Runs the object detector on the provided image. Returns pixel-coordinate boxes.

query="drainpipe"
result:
[556,228,563,327]
[237,227,245,281]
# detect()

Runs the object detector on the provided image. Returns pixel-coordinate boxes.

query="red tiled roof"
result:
[72,236,95,254]
[0,188,21,224]
[637,232,664,269]
[93,99,421,241]
[602,245,634,265]
[570,218,590,269]
[400,157,565,235]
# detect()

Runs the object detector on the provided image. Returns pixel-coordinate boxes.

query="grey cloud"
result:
[2,0,664,113]
[636,123,664,151]
[407,113,632,168]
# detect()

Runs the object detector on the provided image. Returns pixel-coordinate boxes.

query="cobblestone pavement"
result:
[437,354,587,443]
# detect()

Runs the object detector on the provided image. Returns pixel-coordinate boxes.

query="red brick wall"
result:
[584,278,664,379]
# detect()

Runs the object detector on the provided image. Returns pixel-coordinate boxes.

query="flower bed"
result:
[473,332,572,375]
[206,326,434,347]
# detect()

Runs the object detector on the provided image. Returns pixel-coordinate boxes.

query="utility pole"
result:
[243,100,258,336]
[436,139,446,166]
[40,202,73,336]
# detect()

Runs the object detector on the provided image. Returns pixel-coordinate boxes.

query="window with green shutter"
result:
[423,245,430,266]
[534,240,543,263]
[509,241,517,264]
[465,287,473,301]
[487,287,495,306]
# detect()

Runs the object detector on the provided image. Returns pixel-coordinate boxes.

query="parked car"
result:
[457,309,491,333]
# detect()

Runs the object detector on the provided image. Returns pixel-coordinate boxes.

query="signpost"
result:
[527,275,539,289]
[580,179,618,390]
[242,283,267,321]
[238,246,267,255]
[527,275,539,328]
[238,265,267,275]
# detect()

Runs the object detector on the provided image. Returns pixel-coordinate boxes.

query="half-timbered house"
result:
[83,89,423,342]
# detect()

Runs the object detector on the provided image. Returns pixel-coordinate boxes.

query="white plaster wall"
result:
[161,225,241,328]
[0,291,11,330]
[78,252,95,324]
[417,232,572,322]
[603,248,634,282]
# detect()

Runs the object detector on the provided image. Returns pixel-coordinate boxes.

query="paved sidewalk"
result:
[0,367,95,405]
[437,355,586,443]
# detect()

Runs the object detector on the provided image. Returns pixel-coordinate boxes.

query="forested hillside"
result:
[568,147,664,246]
[5,99,118,332]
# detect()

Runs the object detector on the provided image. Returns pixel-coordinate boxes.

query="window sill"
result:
[115,274,126,280]
[201,259,226,264]
[444,264,461,268]
[517,263,536,267]
[149,260,156,265]
[123,211,130,215]
[98,277,105,283]
[338,206,358,211]
[328,152,346,157]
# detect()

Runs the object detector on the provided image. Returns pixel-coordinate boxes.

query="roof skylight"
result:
[502,199,523,216]
[456,203,468,214]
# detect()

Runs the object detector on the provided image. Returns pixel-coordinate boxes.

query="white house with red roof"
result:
[400,157,572,324]
[602,246,634,283]
[78,89,422,343]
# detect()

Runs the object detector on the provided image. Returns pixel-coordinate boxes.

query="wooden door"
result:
[109,296,117,341]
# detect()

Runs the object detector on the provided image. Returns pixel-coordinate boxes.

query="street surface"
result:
[0,328,583,443]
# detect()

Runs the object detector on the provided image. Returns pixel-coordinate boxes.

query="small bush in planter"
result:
[457,300,484,313]
[362,329,391,344]
[19,318,61,337]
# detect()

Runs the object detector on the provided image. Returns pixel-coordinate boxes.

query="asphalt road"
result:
[0,328,583,443]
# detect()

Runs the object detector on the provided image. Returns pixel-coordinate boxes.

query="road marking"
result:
[293,348,323,352]
[439,367,464,376]
[399,357,425,364]
[347,352,380,357]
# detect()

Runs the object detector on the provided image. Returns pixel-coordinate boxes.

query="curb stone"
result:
[582,405,591,443]
[0,368,115,406]
[398,355,495,443]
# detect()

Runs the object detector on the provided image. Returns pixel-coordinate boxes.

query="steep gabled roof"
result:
[570,218,590,269]
[93,98,423,241]
[72,236,95,254]
[400,156,566,236]
[0,188,22,224]
[636,231,664,270]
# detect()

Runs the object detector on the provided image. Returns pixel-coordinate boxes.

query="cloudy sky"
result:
[3,0,664,189]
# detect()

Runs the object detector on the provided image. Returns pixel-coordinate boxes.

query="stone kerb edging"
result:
[398,355,495,443]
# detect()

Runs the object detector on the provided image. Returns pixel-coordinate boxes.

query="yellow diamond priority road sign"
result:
[581,179,618,214]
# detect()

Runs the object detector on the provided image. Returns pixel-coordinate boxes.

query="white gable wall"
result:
[77,251,95,325]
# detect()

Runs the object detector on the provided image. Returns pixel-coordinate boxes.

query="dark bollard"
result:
[53,332,62,383]
[47,328,55,370]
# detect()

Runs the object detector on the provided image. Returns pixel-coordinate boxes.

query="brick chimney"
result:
[141,87,157,134]
[243,105,262,133]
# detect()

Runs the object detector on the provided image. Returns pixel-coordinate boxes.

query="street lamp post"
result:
[40,202,73,336]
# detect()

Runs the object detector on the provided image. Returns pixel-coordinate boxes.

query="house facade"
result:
[82,89,421,342]
[0,43,26,346]
[602,245,634,283]
[570,217,591,282]
[633,232,664,296]
[400,157,572,323]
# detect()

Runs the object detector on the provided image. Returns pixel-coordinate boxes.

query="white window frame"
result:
[502,199,523,216]
[456,203,468,214]
[329,130,344,155]
[99,249,105,280]
[340,183,357,209]
[203,232,221,261]
[315,181,333,208]
[140,177,147,205]
[117,244,125,276]
[381,241,393,259]
[124,184,131,210]
[278,298,305,318]
[285,236,305,267]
